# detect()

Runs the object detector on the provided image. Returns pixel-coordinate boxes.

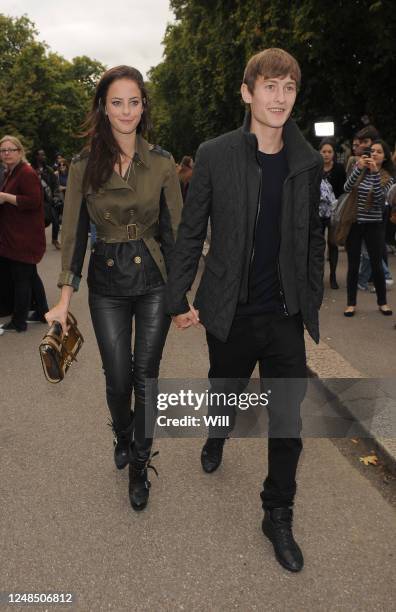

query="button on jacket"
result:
[58,135,183,295]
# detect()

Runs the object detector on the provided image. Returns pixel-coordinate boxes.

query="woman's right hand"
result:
[357,155,369,170]
[45,302,70,336]
[45,285,74,335]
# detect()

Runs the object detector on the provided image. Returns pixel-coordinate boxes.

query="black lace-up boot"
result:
[200,437,226,473]
[262,507,304,572]
[108,413,134,470]
[128,451,159,511]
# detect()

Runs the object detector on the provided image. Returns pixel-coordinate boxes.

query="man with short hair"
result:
[347,125,380,175]
[166,48,324,572]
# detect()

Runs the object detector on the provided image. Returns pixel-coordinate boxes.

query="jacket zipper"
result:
[249,164,262,268]
[247,163,262,301]
[277,177,288,317]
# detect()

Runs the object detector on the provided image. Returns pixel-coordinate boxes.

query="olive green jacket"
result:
[58,135,183,291]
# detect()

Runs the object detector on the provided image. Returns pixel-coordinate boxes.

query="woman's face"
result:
[370,143,385,167]
[105,78,144,138]
[0,140,23,169]
[320,144,334,164]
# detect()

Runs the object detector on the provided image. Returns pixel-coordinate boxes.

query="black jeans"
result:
[321,217,338,278]
[0,256,13,316]
[51,204,61,242]
[346,222,387,306]
[88,286,170,463]
[1,258,48,331]
[206,312,306,510]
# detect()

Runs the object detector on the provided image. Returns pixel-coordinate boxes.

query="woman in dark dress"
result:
[319,139,346,289]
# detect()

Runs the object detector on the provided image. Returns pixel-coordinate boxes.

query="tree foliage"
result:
[149,0,396,160]
[0,14,106,161]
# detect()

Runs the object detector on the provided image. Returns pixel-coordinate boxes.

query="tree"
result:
[0,14,106,160]
[149,0,396,159]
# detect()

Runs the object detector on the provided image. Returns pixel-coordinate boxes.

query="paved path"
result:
[0,238,395,611]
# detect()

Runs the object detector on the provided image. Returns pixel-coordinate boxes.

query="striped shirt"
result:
[344,165,394,223]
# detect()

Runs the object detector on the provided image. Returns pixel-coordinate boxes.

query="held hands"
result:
[172,304,200,330]
[358,155,379,173]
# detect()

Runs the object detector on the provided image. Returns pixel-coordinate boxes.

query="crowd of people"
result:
[0,115,395,335]
[0,118,395,334]
[317,125,395,319]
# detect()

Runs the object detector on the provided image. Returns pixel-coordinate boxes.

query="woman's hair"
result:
[0,135,27,162]
[180,155,193,168]
[81,65,151,193]
[58,157,69,170]
[371,139,395,177]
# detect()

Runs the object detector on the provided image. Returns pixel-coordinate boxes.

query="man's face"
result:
[352,139,360,156]
[241,74,297,130]
[37,150,46,163]
[358,138,372,155]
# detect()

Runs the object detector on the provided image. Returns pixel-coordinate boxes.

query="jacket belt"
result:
[96,222,159,243]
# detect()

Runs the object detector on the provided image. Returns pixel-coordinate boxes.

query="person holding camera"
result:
[343,139,394,317]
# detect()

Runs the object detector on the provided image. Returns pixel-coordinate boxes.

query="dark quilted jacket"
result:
[166,114,325,343]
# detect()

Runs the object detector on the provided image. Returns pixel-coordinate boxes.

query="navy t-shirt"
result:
[237,147,289,315]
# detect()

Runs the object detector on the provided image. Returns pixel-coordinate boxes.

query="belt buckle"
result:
[126,224,137,240]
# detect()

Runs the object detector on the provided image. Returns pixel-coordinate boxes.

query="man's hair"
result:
[356,125,379,142]
[243,48,301,93]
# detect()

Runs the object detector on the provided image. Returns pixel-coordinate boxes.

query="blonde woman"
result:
[0,136,47,334]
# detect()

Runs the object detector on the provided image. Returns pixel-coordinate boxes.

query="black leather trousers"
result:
[88,286,170,463]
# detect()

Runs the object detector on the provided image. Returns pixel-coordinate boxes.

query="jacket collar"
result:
[89,134,150,193]
[239,111,320,176]
[135,134,151,169]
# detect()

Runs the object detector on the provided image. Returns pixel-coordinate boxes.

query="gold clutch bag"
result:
[39,312,84,383]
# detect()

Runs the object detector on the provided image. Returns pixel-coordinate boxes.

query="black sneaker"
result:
[26,311,47,324]
[262,507,304,572]
[0,321,25,335]
[200,437,226,473]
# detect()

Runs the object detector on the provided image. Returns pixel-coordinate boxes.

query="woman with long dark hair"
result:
[343,138,394,317]
[46,66,182,511]
[319,139,346,289]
